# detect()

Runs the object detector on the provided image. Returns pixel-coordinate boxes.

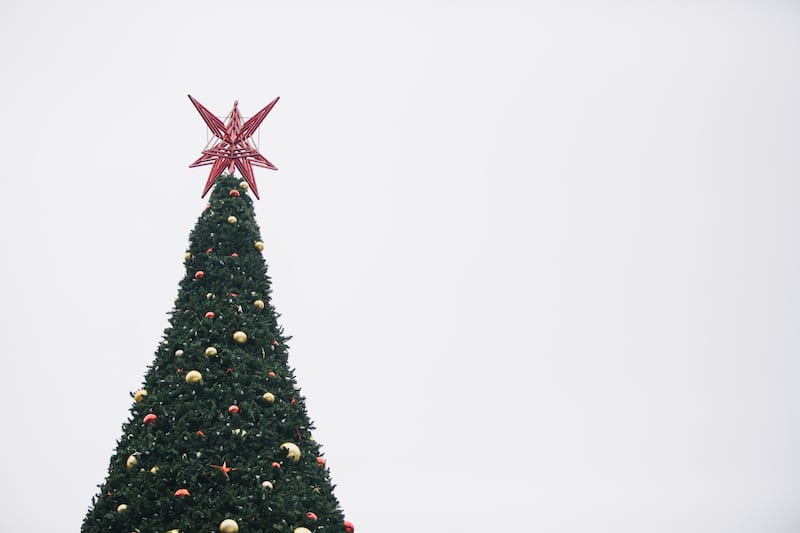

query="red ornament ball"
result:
[268,371,276,378]
[231,253,238,258]
[204,311,215,319]
[271,461,281,468]
[306,512,318,521]
[143,413,157,426]
[174,488,190,498]
[316,457,326,467]
[229,189,240,197]
[228,405,240,415]
[194,271,205,279]
[344,521,355,533]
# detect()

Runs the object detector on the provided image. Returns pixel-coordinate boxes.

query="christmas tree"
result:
[83,97,353,533]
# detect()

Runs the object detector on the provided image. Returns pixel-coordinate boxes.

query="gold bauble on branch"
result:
[280,442,301,463]
[261,480,273,489]
[185,370,203,384]
[232,331,248,344]
[133,389,147,403]
[294,527,312,533]
[150,466,159,474]
[239,181,249,190]
[262,392,275,404]
[125,454,138,470]
[205,346,218,357]
[219,518,239,533]
[254,241,264,251]
[253,299,265,310]
[116,504,128,512]
[227,216,238,224]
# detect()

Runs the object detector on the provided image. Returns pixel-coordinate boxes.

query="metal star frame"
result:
[188,95,279,199]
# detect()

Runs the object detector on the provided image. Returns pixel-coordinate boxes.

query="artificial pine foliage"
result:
[83,174,348,533]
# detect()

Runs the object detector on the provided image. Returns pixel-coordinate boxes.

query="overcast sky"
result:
[0,1,798,532]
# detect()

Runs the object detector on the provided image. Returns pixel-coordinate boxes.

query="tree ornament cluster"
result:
[83,174,351,533]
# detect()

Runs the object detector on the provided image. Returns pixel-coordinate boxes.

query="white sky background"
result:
[0,1,798,531]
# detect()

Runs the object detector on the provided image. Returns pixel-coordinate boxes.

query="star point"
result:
[188,95,279,199]
[210,460,237,479]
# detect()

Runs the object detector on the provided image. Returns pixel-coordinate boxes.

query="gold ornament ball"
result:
[219,518,239,533]
[262,392,275,404]
[185,370,203,384]
[168,530,180,533]
[184,252,192,260]
[125,454,138,470]
[239,181,249,191]
[232,331,248,344]
[280,442,301,463]
[205,346,218,357]
[254,241,264,251]
[294,528,313,533]
[227,216,237,224]
[261,480,273,489]
[116,504,128,513]
[174,349,184,357]
[133,389,147,403]
[206,292,216,300]
[253,299,265,310]
[150,466,159,474]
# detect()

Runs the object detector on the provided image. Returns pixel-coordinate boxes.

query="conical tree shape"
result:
[83,175,348,533]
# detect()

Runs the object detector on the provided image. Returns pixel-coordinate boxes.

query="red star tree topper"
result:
[188,95,279,199]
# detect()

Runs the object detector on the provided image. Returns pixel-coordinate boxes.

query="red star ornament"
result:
[210,460,238,479]
[188,95,279,199]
